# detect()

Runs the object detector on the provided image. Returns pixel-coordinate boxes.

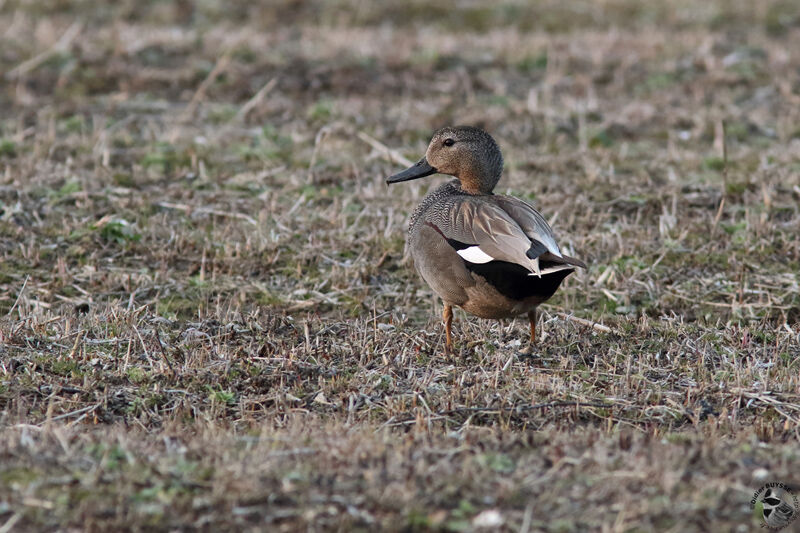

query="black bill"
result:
[386,157,438,184]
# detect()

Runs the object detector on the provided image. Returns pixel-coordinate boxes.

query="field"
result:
[1,0,800,531]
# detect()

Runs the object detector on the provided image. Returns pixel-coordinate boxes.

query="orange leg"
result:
[443,303,453,354]
[528,308,537,347]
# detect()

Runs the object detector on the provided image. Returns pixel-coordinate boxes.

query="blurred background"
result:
[2,2,800,531]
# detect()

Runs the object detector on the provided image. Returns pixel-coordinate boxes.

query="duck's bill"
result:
[386,158,437,184]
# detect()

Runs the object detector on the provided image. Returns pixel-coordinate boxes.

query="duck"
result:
[386,126,585,353]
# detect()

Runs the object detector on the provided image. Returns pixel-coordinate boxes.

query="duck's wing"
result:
[428,198,573,276]
[491,195,587,269]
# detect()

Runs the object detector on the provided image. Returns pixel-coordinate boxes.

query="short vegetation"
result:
[1,0,799,531]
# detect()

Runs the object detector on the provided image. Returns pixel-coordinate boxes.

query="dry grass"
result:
[1,0,800,531]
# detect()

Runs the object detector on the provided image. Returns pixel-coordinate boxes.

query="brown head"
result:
[386,126,504,195]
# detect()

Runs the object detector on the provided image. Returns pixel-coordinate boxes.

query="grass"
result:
[1,0,800,531]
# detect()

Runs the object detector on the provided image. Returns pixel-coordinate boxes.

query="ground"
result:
[1,0,800,531]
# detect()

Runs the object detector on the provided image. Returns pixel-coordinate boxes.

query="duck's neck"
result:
[457,172,494,195]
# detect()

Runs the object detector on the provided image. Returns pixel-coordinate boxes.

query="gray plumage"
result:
[387,125,586,352]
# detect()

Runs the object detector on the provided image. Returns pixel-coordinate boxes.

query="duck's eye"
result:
[443,138,455,147]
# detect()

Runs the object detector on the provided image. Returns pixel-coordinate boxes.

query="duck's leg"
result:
[528,308,537,347]
[443,303,453,354]
[517,309,539,358]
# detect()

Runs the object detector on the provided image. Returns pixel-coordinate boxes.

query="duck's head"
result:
[386,126,503,195]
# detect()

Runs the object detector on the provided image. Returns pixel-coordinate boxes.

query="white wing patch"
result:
[457,246,495,264]
[527,264,574,276]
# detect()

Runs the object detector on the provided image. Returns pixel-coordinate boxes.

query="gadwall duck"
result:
[387,126,585,353]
